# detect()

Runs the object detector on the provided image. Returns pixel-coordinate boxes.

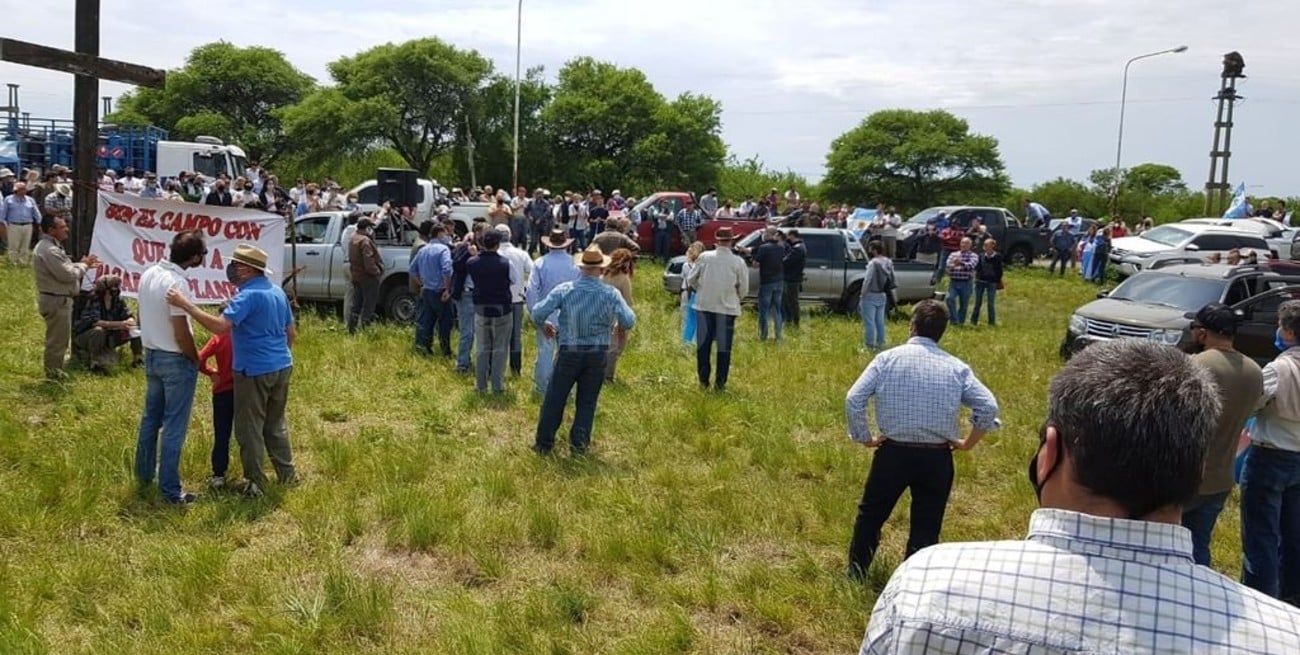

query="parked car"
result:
[1181,217,1296,259]
[1048,217,1100,236]
[1059,260,1300,365]
[1109,223,1272,277]
[661,227,936,312]
[631,191,772,256]
[285,211,421,322]
[897,206,1048,266]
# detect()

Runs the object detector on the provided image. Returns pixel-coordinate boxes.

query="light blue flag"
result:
[1223,183,1249,218]
[848,208,877,239]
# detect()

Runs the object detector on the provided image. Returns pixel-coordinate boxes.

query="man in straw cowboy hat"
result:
[529,246,636,456]
[169,243,297,498]
[526,227,580,395]
[684,226,749,391]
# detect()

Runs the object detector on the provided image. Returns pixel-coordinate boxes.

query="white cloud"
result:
[3,0,1299,194]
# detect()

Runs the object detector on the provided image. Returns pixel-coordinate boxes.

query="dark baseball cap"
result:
[1185,302,1242,335]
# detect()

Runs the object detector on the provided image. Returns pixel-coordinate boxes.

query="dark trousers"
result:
[415,289,453,356]
[534,348,608,455]
[509,302,524,375]
[1049,247,1072,275]
[211,389,234,477]
[528,223,548,256]
[347,276,380,333]
[782,280,801,326]
[848,442,955,579]
[1182,490,1230,567]
[696,311,737,390]
[1241,446,1300,601]
[931,250,955,285]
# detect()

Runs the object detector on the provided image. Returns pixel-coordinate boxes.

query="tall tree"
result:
[629,93,726,192]
[1124,162,1187,195]
[452,67,553,190]
[281,38,493,175]
[107,42,315,167]
[542,57,664,191]
[822,109,1008,210]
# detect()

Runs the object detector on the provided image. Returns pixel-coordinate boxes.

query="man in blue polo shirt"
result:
[3,182,42,266]
[411,223,454,357]
[169,243,296,498]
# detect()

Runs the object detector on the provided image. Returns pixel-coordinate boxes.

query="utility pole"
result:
[1204,52,1246,217]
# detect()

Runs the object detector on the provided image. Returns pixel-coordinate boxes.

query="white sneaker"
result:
[208,476,226,490]
[242,482,264,498]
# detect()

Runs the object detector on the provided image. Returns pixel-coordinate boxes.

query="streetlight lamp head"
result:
[1173,45,1189,53]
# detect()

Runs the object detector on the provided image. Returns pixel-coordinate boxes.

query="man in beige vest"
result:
[33,216,100,379]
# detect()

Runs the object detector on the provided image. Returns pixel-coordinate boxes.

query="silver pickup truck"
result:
[661,228,937,312]
[284,211,421,322]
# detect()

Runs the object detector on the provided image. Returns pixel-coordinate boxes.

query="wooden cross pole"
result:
[0,0,166,258]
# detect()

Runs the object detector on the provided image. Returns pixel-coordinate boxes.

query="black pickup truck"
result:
[896,206,1050,266]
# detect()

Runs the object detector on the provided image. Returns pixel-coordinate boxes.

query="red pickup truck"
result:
[629,192,770,256]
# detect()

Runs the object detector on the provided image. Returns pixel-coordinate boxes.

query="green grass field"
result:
[0,260,1246,653]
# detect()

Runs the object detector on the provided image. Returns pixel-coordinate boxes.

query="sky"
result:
[4,0,1299,198]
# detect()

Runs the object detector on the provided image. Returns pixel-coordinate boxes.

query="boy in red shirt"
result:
[198,331,234,489]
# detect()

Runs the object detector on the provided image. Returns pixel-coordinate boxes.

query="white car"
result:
[1110,223,1270,276]
[1181,217,1296,260]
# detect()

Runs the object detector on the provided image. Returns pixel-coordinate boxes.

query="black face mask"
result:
[225,263,240,284]
[1027,423,1062,502]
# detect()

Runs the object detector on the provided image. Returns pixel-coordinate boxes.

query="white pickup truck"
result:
[347,177,493,235]
[285,211,422,322]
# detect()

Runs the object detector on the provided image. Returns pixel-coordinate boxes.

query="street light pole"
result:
[1111,45,1188,217]
[511,0,522,193]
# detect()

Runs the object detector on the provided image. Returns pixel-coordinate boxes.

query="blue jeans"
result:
[696,311,736,389]
[932,250,954,284]
[456,294,475,371]
[134,349,198,502]
[972,281,997,326]
[534,329,557,395]
[534,348,608,454]
[1182,491,1230,567]
[1241,446,1300,600]
[572,227,589,250]
[414,289,453,355]
[860,291,887,349]
[510,303,524,375]
[946,279,972,325]
[654,228,671,262]
[757,281,785,341]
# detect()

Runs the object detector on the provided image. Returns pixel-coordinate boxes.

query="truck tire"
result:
[1008,245,1033,266]
[381,280,418,324]
[841,281,862,315]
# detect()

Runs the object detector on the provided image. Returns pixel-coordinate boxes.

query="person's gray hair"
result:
[1280,300,1300,337]
[1047,339,1219,518]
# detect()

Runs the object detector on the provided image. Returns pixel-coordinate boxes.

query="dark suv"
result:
[1060,260,1300,365]
[896,206,1049,266]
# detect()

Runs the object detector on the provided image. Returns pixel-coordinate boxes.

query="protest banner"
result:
[88,192,285,304]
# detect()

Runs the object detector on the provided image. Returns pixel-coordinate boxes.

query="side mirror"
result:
[1185,244,1201,251]
[1096,290,1110,299]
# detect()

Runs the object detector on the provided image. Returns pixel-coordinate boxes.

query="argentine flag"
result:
[1223,183,1250,218]
[848,208,877,239]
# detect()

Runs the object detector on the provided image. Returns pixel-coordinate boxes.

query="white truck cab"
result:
[155,136,247,180]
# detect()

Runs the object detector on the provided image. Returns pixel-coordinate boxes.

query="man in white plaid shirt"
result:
[862,339,1300,654]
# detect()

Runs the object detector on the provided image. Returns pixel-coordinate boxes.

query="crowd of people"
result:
[12,165,1300,651]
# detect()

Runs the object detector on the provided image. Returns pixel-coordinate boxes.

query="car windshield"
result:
[1139,225,1193,247]
[1108,272,1226,312]
[906,208,949,225]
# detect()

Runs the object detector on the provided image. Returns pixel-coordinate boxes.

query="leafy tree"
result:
[108,42,314,167]
[628,93,726,192]
[281,38,493,176]
[451,67,553,191]
[1124,162,1187,195]
[717,155,809,204]
[1027,177,1106,218]
[822,109,1008,210]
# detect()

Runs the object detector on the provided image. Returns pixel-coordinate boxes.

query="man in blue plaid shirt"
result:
[675,198,705,246]
[862,339,1300,654]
